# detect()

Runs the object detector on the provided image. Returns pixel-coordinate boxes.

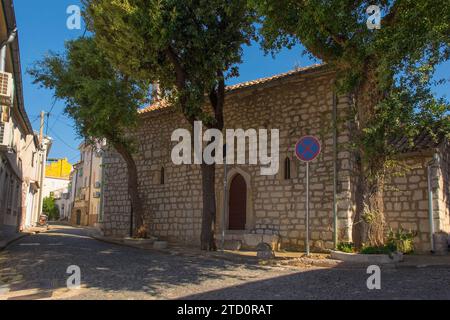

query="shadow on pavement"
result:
[0,225,276,299]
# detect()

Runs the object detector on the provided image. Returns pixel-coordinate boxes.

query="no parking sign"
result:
[295,136,321,256]
[295,136,321,162]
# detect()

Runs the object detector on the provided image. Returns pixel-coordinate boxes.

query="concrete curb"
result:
[82,232,450,269]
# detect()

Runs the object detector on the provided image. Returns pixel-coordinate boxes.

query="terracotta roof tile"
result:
[225,63,324,92]
[391,129,444,153]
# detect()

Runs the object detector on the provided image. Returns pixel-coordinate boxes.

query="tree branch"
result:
[165,46,186,90]
[208,70,225,130]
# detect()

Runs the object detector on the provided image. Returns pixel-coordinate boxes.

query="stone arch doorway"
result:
[228,174,247,230]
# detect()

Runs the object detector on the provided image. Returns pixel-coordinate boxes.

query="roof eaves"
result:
[139,63,328,116]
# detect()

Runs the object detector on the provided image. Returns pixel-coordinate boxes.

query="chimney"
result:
[39,111,45,144]
[151,82,161,104]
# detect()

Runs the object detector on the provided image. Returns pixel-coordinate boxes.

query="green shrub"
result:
[43,196,60,221]
[337,228,417,255]
[337,242,355,253]
[387,228,417,254]
[360,244,395,255]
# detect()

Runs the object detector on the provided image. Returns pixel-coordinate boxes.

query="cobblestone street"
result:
[1,225,450,300]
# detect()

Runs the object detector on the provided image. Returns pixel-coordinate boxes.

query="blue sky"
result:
[14,0,449,163]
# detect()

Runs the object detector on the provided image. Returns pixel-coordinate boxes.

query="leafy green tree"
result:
[84,0,256,250]
[254,0,450,247]
[29,38,150,238]
[43,196,59,221]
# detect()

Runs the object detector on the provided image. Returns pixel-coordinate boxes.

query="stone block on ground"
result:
[123,237,157,246]
[433,232,449,255]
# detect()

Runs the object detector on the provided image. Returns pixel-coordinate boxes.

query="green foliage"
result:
[83,0,259,248]
[254,0,450,163]
[360,244,396,255]
[28,37,150,147]
[42,196,59,221]
[337,242,355,253]
[83,0,257,125]
[387,228,417,254]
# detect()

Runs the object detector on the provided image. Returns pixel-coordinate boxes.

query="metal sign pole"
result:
[296,136,320,257]
[222,162,228,251]
[306,161,310,256]
[221,144,228,251]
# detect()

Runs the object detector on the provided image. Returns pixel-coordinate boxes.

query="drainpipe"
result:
[332,92,338,249]
[221,144,228,251]
[0,28,17,72]
[427,152,439,253]
[99,162,105,224]
[73,164,79,222]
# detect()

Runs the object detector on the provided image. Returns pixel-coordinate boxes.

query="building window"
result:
[7,179,14,212]
[5,174,13,214]
[160,167,165,185]
[18,159,22,176]
[284,157,291,180]
[98,202,103,222]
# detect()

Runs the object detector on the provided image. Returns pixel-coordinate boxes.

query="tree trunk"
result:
[167,45,224,251]
[352,66,386,248]
[200,163,217,251]
[113,142,147,238]
[364,177,386,247]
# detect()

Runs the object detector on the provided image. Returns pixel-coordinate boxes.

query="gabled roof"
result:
[226,63,324,92]
[139,63,326,115]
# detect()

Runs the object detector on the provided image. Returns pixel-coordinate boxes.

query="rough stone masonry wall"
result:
[213,73,354,251]
[101,110,203,241]
[100,69,356,250]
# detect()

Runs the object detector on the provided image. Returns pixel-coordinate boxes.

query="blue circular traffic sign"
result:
[295,136,321,162]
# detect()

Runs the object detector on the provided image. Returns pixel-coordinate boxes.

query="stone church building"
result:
[100,64,449,253]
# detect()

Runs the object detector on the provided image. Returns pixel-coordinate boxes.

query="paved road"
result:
[1,225,450,300]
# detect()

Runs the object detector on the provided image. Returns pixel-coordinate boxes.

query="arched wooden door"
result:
[228,174,247,230]
[76,210,81,226]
